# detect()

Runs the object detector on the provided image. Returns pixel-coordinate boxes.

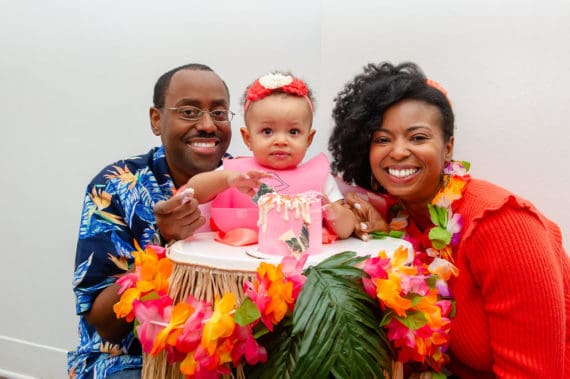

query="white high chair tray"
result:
[168,232,411,272]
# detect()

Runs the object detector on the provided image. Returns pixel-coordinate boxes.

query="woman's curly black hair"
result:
[328,61,454,191]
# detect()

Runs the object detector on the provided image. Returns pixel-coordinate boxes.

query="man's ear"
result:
[240,127,252,150]
[150,107,162,136]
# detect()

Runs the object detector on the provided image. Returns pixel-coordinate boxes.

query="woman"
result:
[329,62,569,378]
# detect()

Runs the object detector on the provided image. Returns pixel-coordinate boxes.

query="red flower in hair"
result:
[246,73,308,102]
[284,79,308,96]
[246,80,273,102]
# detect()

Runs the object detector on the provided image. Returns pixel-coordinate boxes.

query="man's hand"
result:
[153,186,205,242]
[344,192,389,241]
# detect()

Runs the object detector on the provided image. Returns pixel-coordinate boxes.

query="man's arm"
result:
[82,193,205,341]
[85,281,132,343]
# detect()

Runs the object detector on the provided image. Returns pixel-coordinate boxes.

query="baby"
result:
[188,71,355,239]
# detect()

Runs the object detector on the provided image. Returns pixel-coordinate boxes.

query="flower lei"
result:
[113,161,470,377]
[244,72,313,112]
[113,242,308,377]
[368,160,470,372]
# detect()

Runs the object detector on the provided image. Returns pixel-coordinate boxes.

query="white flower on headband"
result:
[258,73,293,89]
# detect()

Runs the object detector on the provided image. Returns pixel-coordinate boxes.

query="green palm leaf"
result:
[246,252,394,379]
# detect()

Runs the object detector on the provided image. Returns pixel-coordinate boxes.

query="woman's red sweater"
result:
[448,178,569,378]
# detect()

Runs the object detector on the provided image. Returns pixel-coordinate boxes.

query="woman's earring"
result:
[370,174,383,193]
[440,164,450,188]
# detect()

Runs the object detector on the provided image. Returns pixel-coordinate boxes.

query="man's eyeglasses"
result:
[165,105,235,124]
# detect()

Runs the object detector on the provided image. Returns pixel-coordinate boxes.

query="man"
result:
[68,64,232,378]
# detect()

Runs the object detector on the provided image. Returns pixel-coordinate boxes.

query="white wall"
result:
[0,1,568,377]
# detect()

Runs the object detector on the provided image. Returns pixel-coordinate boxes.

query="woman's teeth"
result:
[388,168,418,178]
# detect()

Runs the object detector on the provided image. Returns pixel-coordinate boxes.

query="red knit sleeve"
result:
[463,202,566,377]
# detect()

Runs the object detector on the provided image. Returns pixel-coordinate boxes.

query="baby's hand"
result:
[323,201,357,240]
[227,170,273,196]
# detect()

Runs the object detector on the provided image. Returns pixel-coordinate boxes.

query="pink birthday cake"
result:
[257,191,323,257]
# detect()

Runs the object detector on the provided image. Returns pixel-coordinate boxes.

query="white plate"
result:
[168,232,411,272]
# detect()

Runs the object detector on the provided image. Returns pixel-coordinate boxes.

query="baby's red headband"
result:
[244,73,314,113]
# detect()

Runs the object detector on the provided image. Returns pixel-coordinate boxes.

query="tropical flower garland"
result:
[113,243,307,377]
[113,161,470,378]
[368,160,469,372]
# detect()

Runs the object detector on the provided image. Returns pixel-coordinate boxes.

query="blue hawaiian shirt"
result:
[68,146,229,378]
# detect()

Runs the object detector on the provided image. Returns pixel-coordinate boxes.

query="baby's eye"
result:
[261,128,273,135]
[289,129,301,136]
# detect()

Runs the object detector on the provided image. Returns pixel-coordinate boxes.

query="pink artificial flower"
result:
[230,325,268,366]
[151,301,194,356]
[436,299,453,317]
[435,278,451,297]
[147,244,167,259]
[281,254,308,299]
[132,295,173,354]
[399,273,430,296]
[447,211,462,235]
[447,211,463,246]
[116,272,139,294]
[443,161,469,176]
[361,277,378,298]
[165,345,187,364]
[385,318,416,351]
[362,256,390,280]
[193,344,231,377]
[244,278,274,330]
[176,296,213,353]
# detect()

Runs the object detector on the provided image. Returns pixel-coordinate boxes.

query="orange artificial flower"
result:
[414,290,443,327]
[180,352,197,376]
[432,177,466,206]
[391,245,411,267]
[151,302,194,355]
[113,287,141,322]
[201,293,237,355]
[376,274,412,317]
[132,242,173,295]
[266,280,294,324]
[257,262,285,283]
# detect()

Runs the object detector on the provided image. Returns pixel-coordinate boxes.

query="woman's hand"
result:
[344,192,389,241]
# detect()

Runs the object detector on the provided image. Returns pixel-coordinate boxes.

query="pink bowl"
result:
[210,188,259,232]
[210,207,258,232]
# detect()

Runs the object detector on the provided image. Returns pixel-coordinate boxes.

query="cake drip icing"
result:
[257,191,321,232]
[257,191,323,257]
